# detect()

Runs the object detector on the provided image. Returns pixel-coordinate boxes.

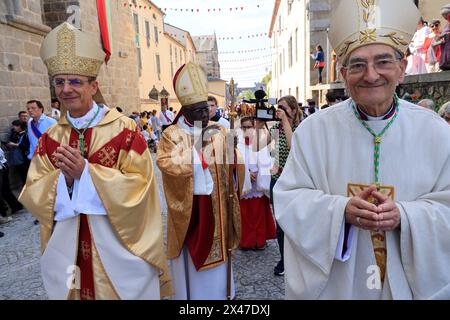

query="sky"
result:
[152,0,274,87]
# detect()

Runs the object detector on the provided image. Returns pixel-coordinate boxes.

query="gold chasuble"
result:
[157,124,244,271]
[19,108,172,298]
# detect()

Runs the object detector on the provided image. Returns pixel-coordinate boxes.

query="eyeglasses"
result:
[52,78,91,88]
[344,58,400,75]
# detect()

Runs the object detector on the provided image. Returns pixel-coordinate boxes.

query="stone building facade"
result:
[398,72,450,110]
[41,0,141,114]
[1,0,141,137]
[0,0,51,141]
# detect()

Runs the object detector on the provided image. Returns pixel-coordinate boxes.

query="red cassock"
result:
[239,197,276,249]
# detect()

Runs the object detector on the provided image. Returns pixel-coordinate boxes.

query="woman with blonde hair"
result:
[254,95,302,276]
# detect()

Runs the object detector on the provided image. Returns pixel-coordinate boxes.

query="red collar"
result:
[184,117,194,128]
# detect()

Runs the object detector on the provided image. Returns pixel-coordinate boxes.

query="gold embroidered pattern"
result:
[97,146,118,167]
[360,29,377,44]
[338,39,358,58]
[361,0,375,25]
[348,184,393,285]
[381,32,409,46]
[125,132,134,149]
[50,151,58,167]
[80,288,94,300]
[44,24,102,77]
[80,240,91,260]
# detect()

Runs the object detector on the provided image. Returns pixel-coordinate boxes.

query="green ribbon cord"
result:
[66,106,101,155]
[351,95,400,188]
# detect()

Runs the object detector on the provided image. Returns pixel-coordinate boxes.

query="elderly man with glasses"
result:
[19,22,172,300]
[273,0,450,299]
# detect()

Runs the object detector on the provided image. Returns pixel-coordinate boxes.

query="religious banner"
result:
[96,0,113,63]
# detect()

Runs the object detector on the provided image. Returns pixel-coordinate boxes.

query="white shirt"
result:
[177,116,214,195]
[159,110,174,126]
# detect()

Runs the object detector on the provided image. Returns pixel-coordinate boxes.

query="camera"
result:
[243,89,278,121]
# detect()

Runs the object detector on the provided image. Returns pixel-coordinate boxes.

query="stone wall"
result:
[42,0,78,29]
[80,0,140,114]
[0,0,51,141]
[312,71,450,110]
[397,71,450,110]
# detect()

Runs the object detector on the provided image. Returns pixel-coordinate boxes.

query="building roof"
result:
[164,23,188,46]
[268,0,281,38]
[164,23,197,51]
[141,0,166,17]
[208,77,226,82]
[192,35,217,52]
[164,32,185,48]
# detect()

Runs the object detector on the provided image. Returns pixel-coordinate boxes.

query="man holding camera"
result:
[274,0,450,299]
[254,95,302,276]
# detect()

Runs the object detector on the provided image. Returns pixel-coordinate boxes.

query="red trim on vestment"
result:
[69,128,93,158]
[37,133,61,167]
[185,195,215,271]
[77,214,96,300]
[89,128,147,168]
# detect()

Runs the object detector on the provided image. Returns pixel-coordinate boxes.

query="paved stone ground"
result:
[0,155,284,300]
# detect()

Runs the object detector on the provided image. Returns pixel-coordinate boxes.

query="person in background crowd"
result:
[0,145,24,221]
[18,111,28,131]
[26,100,57,162]
[311,45,326,84]
[237,117,276,251]
[254,95,303,276]
[417,99,436,111]
[408,17,430,75]
[439,4,450,71]
[150,110,162,140]
[50,98,61,121]
[306,99,319,116]
[7,120,28,184]
[321,92,338,110]
[159,105,174,131]
[208,96,230,129]
[423,19,442,73]
[439,101,450,124]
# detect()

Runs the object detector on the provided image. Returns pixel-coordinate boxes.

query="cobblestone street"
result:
[0,156,284,300]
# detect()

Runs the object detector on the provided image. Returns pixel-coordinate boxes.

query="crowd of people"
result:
[315,4,450,84]
[406,5,450,75]
[0,100,58,237]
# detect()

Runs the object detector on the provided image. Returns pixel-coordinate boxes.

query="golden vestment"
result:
[19,108,172,298]
[157,123,244,271]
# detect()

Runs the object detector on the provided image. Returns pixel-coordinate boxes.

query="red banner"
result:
[96,0,111,64]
